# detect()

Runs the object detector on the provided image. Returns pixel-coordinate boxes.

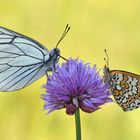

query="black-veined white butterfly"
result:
[104,49,140,111]
[0,25,70,91]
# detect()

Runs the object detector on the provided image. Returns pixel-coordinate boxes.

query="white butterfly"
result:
[0,25,70,91]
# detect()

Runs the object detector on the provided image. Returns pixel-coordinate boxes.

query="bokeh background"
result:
[0,0,140,140]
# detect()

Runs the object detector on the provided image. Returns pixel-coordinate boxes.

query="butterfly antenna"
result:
[55,24,70,48]
[104,49,109,67]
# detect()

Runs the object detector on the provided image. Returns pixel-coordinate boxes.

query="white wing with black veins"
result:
[0,26,50,91]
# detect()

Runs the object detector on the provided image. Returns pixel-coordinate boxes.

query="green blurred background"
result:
[0,0,140,140]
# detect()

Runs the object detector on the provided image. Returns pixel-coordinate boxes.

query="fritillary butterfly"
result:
[104,49,140,111]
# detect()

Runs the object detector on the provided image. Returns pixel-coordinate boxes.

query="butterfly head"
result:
[50,47,60,58]
[50,48,60,63]
[51,48,60,57]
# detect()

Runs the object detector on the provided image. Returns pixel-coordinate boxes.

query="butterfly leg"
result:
[46,72,50,81]
[53,59,56,72]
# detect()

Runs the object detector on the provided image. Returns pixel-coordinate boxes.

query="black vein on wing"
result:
[12,43,44,61]
[0,50,20,56]
[0,26,47,50]
[0,43,44,61]
[0,65,11,73]
[0,27,48,61]
[2,64,44,91]
[23,64,45,88]
[13,38,47,55]
[0,65,36,89]
[0,67,23,83]
[0,57,17,59]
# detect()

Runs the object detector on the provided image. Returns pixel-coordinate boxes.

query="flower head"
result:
[42,59,112,115]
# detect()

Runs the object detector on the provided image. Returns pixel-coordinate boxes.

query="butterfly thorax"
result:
[45,48,60,72]
[103,65,111,85]
[103,65,111,86]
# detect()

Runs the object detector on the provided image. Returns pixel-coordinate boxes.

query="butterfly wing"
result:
[109,70,140,111]
[0,26,50,91]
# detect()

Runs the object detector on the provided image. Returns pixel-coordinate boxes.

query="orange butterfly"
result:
[104,49,140,111]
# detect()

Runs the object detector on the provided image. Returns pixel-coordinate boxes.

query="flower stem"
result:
[75,108,81,140]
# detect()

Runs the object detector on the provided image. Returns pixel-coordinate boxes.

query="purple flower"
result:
[41,59,112,115]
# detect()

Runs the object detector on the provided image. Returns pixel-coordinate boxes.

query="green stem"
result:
[75,108,81,140]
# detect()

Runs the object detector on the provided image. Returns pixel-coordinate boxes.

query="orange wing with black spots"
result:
[109,70,140,111]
